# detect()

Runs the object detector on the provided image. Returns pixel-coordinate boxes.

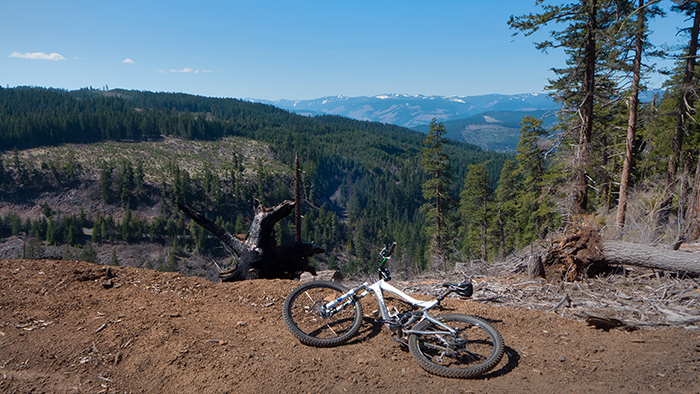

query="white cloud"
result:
[9,51,66,61]
[156,68,212,74]
[122,58,135,64]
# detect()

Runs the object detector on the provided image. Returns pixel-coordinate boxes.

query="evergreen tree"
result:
[80,242,98,263]
[63,151,79,184]
[515,116,558,242]
[99,162,114,204]
[111,248,120,266]
[616,0,655,235]
[493,159,521,257]
[118,159,135,208]
[510,1,633,214]
[459,163,492,262]
[672,1,700,242]
[0,157,6,189]
[134,161,146,202]
[420,119,453,270]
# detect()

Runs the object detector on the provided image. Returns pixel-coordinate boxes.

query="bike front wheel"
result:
[283,280,363,347]
[408,313,504,378]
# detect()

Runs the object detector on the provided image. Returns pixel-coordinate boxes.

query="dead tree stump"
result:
[178,199,324,281]
[543,227,606,281]
[539,227,700,280]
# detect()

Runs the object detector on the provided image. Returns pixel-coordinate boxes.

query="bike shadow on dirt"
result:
[360,310,521,379]
[480,345,520,379]
[342,315,520,379]
[344,317,385,345]
[467,315,521,379]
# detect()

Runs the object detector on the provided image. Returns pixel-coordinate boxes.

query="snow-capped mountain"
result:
[247,93,558,129]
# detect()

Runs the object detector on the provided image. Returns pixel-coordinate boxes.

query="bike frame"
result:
[325,278,458,336]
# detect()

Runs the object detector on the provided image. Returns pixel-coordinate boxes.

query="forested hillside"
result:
[0,86,504,277]
[3,1,700,280]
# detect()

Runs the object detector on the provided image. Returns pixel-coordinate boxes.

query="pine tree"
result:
[515,116,557,242]
[510,1,633,214]
[80,242,98,263]
[616,0,653,236]
[459,162,492,262]
[493,159,521,256]
[420,119,453,269]
[99,162,114,204]
[671,1,700,242]
[111,248,120,266]
[0,157,7,189]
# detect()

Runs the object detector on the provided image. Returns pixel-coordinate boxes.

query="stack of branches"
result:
[400,268,700,329]
[354,227,700,329]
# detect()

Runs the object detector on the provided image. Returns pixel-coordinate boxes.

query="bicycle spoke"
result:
[408,314,504,378]
[288,285,358,340]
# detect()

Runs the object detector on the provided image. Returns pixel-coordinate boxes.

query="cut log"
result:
[542,227,700,280]
[178,200,324,281]
[601,240,700,276]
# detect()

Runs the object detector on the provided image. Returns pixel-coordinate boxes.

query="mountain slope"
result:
[0,86,508,273]
[248,93,557,129]
[414,110,558,152]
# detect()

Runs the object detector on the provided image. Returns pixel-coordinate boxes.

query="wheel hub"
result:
[312,300,332,318]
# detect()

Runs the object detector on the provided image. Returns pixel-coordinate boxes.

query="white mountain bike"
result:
[282,242,504,379]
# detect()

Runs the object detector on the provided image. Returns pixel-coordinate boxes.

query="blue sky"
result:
[1,1,689,100]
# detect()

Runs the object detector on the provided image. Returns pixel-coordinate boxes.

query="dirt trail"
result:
[1,259,699,393]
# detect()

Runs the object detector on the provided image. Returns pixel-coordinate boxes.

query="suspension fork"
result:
[323,283,369,315]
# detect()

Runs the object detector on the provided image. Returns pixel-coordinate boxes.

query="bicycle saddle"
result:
[443,281,473,298]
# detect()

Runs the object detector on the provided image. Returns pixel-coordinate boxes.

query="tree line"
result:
[3,1,698,275]
[0,86,505,275]
[415,0,700,265]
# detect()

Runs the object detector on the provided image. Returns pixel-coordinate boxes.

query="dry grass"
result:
[1,136,289,184]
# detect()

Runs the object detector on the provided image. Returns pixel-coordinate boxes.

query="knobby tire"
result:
[283,281,363,347]
[408,313,504,378]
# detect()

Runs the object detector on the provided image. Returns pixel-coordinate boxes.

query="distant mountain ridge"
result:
[247,93,558,129]
[414,109,558,153]
[249,90,662,152]
[247,93,558,151]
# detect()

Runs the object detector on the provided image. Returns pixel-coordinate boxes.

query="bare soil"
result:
[1,259,699,394]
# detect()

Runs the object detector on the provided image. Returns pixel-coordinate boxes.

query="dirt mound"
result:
[1,259,699,393]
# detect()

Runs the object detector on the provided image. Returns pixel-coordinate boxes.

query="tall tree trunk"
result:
[616,0,645,238]
[657,2,700,240]
[481,194,488,262]
[497,203,506,259]
[434,159,444,269]
[681,3,700,242]
[574,0,598,213]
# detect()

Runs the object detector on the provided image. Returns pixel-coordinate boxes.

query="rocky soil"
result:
[1,258,699,394]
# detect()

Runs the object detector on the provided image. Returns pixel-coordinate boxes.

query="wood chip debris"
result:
[383,259,700,329]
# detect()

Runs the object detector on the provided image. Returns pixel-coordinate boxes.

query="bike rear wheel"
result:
[283,281,363,347]
[408,313,504,378]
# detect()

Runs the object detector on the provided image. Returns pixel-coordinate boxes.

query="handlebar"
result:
[378,242,397,281]
[380,242,396,258]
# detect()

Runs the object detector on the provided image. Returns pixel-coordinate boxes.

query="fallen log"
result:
[543,227,700,280]
[601,240,700,276]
